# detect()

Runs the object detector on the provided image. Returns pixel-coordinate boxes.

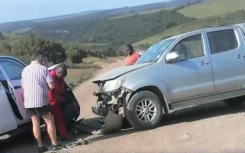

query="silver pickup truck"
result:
[92,23,245,130]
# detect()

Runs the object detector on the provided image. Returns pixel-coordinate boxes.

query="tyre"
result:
[224,96,245,107]
[125,91,163,130]
[62,101,80,131]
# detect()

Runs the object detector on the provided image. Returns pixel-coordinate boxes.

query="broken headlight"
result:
[102,77,126,93]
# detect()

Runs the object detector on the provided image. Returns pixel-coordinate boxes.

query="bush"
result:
[11,36,67,64]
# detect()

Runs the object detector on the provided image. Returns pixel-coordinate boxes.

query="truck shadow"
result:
[1,101,245,152]
[160,101,245,126]
[88,101,245,143]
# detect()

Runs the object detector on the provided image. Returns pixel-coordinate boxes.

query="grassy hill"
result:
[25,9,195,47]
[134,10,245,46]
[134,0,245,46]
[1,0,245,88]
[0,0,203,33]
[178,0,245,19]
[108,6,177,20]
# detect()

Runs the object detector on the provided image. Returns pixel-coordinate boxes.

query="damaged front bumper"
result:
[91,84,132,133]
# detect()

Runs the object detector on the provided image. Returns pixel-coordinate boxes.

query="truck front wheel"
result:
[125,91,163,130]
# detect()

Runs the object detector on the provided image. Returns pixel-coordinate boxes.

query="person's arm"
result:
[136,52,141,60]
[46,69,55,90]
[57,79,65,103]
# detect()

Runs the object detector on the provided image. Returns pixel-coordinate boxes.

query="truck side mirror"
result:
[165,51,180,63]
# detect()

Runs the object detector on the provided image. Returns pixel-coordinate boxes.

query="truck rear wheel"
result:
[224,96,245,107]
[125,91,163,130]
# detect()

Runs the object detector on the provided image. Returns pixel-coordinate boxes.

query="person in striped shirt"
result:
[21,54,63,153]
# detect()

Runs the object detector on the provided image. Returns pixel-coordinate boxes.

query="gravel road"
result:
[2,59,245,153]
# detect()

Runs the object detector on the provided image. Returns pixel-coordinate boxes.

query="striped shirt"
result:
[21,61,53,108]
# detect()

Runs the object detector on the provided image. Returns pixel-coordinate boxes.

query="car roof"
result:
[160,23,245,42]
[0,55,62,70]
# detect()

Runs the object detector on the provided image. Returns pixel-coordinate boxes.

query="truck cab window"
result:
[207,29,238,54]
[170,34,204,62]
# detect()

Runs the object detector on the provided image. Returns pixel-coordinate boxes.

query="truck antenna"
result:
[214,19,219,27]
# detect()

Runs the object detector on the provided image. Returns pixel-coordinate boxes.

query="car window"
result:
[0,59,25,80]
[170,34,204,62]
[207,29,238,54]
[0,69,7,81]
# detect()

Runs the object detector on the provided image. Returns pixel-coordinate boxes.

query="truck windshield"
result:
[135,39,175,64]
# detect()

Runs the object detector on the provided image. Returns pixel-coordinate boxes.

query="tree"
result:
[12,36,67,64]
[0,32,5,40]
[65,44,87,63]
[0,42,11,54]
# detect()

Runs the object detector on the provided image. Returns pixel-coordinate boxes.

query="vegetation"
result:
[26,9,195,47]
[1,0,245,88]
[0,0,202,33]
[0,34,120,88]
[178,0,245,19]
[0,32,5,40]
[135,10,245,46]
[108,6,176,20]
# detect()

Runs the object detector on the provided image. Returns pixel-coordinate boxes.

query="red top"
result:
[126,51,140,66]
[48,69,65,105]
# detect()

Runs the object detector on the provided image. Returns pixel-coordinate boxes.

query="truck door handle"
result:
[14,86,22,89]
[200,61,210,66]
[237,54,245,59]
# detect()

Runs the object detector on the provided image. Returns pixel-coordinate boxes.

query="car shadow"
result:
[1,101,245,152]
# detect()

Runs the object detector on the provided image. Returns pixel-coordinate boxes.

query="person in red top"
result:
[125,44,141,66]
[46,64,73,142]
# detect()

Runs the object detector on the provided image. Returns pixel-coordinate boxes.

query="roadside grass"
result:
[65,64,101,89]
[83,56,116,64]
[62,41,107,48]
[64,56,117,89]
[1,33,26,45]
[134,10,245,46]
[178,0,245,19]
[12,28,32,34]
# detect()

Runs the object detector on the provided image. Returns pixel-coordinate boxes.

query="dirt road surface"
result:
[2,59,245,153]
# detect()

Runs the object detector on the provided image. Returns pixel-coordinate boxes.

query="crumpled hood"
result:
[93,63,151,83]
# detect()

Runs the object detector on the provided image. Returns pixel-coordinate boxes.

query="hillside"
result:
[0,32,4,40]
[1,0,243,58]
[135,10,245,46]
[0,0,203,33]
[25,9,195,47]
[178,0,245,19]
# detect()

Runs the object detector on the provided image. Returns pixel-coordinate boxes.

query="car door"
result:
[206,28,245,92]
[0,68,18,134]
[0,58,30,125]
[163,33,214,101]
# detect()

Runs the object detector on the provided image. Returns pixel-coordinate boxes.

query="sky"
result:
[0,0,169,23]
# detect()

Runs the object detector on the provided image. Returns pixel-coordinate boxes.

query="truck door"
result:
[163,33,214,101]
[0,59,30,125]
[0,69,17,134]
[206,28,245,92]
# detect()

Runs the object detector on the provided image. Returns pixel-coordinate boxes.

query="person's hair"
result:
[34,53,46,62]
[55,63,67,77]
[126,44,134,51]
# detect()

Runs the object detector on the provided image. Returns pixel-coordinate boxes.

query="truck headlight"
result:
[103,78,126,93]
